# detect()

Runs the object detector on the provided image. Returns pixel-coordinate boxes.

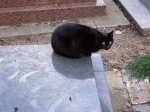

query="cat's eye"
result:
[109,42,112,44]
[102,42,105,45]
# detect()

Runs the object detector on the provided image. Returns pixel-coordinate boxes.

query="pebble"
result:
[115,30,122,35]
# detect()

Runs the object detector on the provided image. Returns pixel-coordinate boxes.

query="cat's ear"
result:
[109,31,114,37]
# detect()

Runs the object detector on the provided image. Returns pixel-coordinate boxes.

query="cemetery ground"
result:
[0,25,149,111]
[0,0,150,111]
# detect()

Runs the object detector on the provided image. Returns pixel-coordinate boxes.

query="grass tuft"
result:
[125,54,150,81]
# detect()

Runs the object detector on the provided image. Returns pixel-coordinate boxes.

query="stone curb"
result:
[119,0,150,36]
[91,54,113,112]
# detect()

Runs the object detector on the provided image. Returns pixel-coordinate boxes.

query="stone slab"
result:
[0,1,106,26]
[122,70,150,111]
[126,79,150,104]
[132,104,150,112]
[91,54,113,112]
[119,0,150,35]
[140,0,150,11]
[0,45,102,112]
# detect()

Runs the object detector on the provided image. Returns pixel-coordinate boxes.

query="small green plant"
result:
[125,54,150,81]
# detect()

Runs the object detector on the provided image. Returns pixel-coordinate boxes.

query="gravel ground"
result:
[99,27,150,71]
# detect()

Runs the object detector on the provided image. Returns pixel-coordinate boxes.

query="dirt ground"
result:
[0,26,149,71]
[99,27,150,71]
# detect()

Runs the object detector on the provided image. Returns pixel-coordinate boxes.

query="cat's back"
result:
[53,23,92,36]
[53,23,78,34]
[51,23,97,46]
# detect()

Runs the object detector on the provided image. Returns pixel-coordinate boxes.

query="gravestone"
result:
[0,0,106,25]
[0,45,102,112]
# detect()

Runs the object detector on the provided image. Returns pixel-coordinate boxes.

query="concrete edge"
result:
[91,54,113,112]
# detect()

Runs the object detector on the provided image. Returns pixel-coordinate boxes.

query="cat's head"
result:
[96,31,114,50]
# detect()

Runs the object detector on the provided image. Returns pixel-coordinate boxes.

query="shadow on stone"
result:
[51,52,94,80]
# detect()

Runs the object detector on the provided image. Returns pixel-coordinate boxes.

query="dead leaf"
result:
[62,20,68,23]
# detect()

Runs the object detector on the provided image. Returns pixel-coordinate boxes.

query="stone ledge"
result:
[119,0,150,35]
[0,1,106,25]
[91,54,113,112]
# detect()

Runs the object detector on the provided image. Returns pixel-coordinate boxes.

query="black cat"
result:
[51,23,114,59]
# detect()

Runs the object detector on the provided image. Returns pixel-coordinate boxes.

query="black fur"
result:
[51,23,114,59]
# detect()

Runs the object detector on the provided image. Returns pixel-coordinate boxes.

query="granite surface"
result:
[0,0,96,7]
[0,0,106,25]
[0,44,102,112]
